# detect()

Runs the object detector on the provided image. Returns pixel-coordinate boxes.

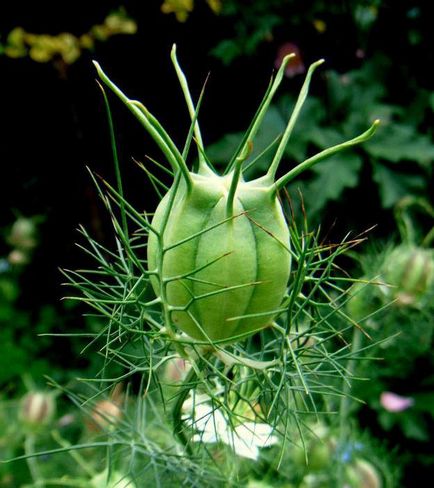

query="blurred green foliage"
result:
[207,54,433,220]
[210,0,383,64]
[344,233,434,473]
[0,217,104,394]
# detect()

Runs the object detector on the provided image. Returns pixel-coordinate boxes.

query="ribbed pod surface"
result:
[147,173,291,342]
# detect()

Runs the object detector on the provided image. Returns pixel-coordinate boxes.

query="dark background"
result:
[1,1,432,485]
[1,0,432,306]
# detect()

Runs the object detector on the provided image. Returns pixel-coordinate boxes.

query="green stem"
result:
[422,226,434,248]
[225,161,243,217]
[267,59,324,180]
[274,120,380,191]
[30,480,93,487]
[394,196,434,246]
[24,434,45,487]
[171,358,207,454]
[337,326,363,485]
[51,430,96,477]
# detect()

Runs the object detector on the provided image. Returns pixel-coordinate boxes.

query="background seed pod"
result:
[380,245,434,307]
[19,391,55,429]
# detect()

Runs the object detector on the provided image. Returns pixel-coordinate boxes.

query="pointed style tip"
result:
[311,58,325,70]
[278,53,296,72]
[95,79,105,94]
[367,119,381,136]
[282,53,296,63]
[171,43,177,54]
[92,61,105,79]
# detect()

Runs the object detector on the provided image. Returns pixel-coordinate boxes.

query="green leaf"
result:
[298,152,363,214]
[0,335,27,383]
[412,392,434,416]
[400,413,430,441]
[326,67,386,117]
[378,410,396,431]
[365,123,434,165]
[429,92,434,112]
[207,132,243,167]
[373,163,426,208]
[308,126,346,149]
[211,39,242,65]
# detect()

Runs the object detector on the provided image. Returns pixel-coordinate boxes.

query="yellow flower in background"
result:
[207,0,222,14]
[161,0,194,22]
[1,9,137,65]
[104,13,138,35]
[161,0,221,22]
[313,18,327,33]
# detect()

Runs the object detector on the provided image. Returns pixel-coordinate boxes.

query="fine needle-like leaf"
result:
[97,81,128,237]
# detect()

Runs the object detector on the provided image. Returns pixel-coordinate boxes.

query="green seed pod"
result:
[147,173,291,341]
[7,217,37,251]
[381,245,434,307]
[94,46,379,343]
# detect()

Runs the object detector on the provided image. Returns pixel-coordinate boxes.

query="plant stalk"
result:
[337,326,363,485]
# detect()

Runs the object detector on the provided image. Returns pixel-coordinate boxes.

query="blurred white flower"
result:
[184,399,278,460]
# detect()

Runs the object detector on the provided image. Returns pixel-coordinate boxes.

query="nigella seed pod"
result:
[86,384,124,432]
[381,245,433,307]
[147,173,291,342]
[7,217,37,251]
[85,399,123,432]
[94,45,379,343]
[20,391,55,428]
[164,356,191,383]
[345,458,382,488]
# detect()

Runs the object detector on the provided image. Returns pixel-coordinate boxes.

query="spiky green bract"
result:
[47,47,382,486]
[94,48,378,344]
[148,172,290,342]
